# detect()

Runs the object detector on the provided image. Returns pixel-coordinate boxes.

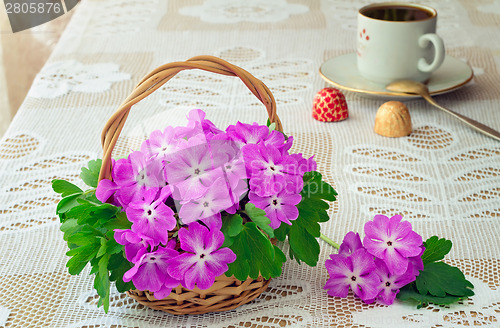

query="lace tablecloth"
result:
[1,0,499,327]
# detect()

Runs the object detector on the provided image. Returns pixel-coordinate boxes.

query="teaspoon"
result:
[386,80,500,142]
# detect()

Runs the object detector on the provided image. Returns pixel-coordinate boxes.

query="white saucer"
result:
[319,53,473,99]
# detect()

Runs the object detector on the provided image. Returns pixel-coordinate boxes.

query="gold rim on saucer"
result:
[319,53,474,99]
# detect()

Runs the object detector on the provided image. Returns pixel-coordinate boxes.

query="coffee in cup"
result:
[357,2,445,84]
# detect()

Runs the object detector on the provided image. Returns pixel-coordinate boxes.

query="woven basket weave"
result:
[98,55,282,315]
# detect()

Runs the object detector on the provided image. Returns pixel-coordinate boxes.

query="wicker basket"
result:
[98,56,283,315]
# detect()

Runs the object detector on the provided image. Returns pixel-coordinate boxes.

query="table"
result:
[0,0,499,327]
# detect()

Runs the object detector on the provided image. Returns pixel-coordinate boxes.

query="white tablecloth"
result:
[0,0,499,327]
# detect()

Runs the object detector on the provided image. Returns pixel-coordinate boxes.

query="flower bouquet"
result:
[52,56,337,314]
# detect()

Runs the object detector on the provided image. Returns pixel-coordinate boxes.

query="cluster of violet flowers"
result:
[324,214,424,305]
[95,109,316,298]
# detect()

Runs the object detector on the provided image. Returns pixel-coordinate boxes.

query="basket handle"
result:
[99,55,282,182]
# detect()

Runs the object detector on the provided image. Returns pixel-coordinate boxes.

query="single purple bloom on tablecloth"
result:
[249,188,301,229]
[363,214,423,275]
[166,140,227,201]
[178,178,234,230]
[126,188,176,245]
[123,241,180,297]
[114,229,155,263]
[324,248,381,302]
[141,126,178,162]
[372,258,418,305]
[242,143,301,197]
[167,222,236,290]
[112,151,162,206]
[337,232,364,257]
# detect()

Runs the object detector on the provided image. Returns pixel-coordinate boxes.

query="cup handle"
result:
[417,33,445,73]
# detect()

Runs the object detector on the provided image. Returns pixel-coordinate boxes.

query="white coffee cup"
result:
[357,2,445,84]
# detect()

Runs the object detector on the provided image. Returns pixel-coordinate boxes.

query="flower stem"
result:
[320,233,340,250]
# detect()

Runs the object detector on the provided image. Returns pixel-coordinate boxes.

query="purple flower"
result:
[176,109,223,140]
[178,178,235,230]
[114,229,155,263]
[406,245,425,277]
[290,153,317,175]
[324,248,381,302]
[337,232,363,257]
[222,155,248,189]
[264,130,294,155]
[226,122,270,146]
[249,188,301,229]
[372,258,418,305]
[112,151,162,206]
[363,215,423,275]
[126,188,176,245]
[167,222,236,290]
[96,178,120,204]
[141,127,178,162]
[123,241,180,298]
[242,143,301,197]
[166,141,227,201]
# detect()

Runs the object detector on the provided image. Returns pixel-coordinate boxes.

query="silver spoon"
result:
[386,80,500,142]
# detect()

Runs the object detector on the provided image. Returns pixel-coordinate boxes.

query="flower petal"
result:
[184,261,214,290]
[167,253,198,281]
[324,276,350,298]
[384,247,409,275]
[205,248,237,276]
[338,232,363,257]
[203,227,225,253]
[362,236,387,259]
[387,215,410,240]
[394,231,423,258]
[364,214,390,240]
[178,223,205,254]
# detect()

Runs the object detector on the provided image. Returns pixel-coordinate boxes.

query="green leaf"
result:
[94,255,111,313]
[101,211,131,231]
[60,218,80,238]
[287,220,320,266]
[66,243,100,275]
[421,236,452,264]
[225,222,285,281]
[96,238,108,258]
[80,159,102,188]
[274,171,336,266]
[296,205,321,237]
[274,223,289,242]
[67,232,100,247]
[105,238,123,255]
[397,235,474,309]
[57,193,84,216]
[66,203,95,225]
[301,171,337,202]
[221,214,244,247]
[397,283,466,308]
[245,203,274,238]
[108,253,134,292]
[415,261,474,298]
[268,122,276,132]
[52,179,83,197]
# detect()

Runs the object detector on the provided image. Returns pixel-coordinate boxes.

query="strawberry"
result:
[312,88,348,122]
